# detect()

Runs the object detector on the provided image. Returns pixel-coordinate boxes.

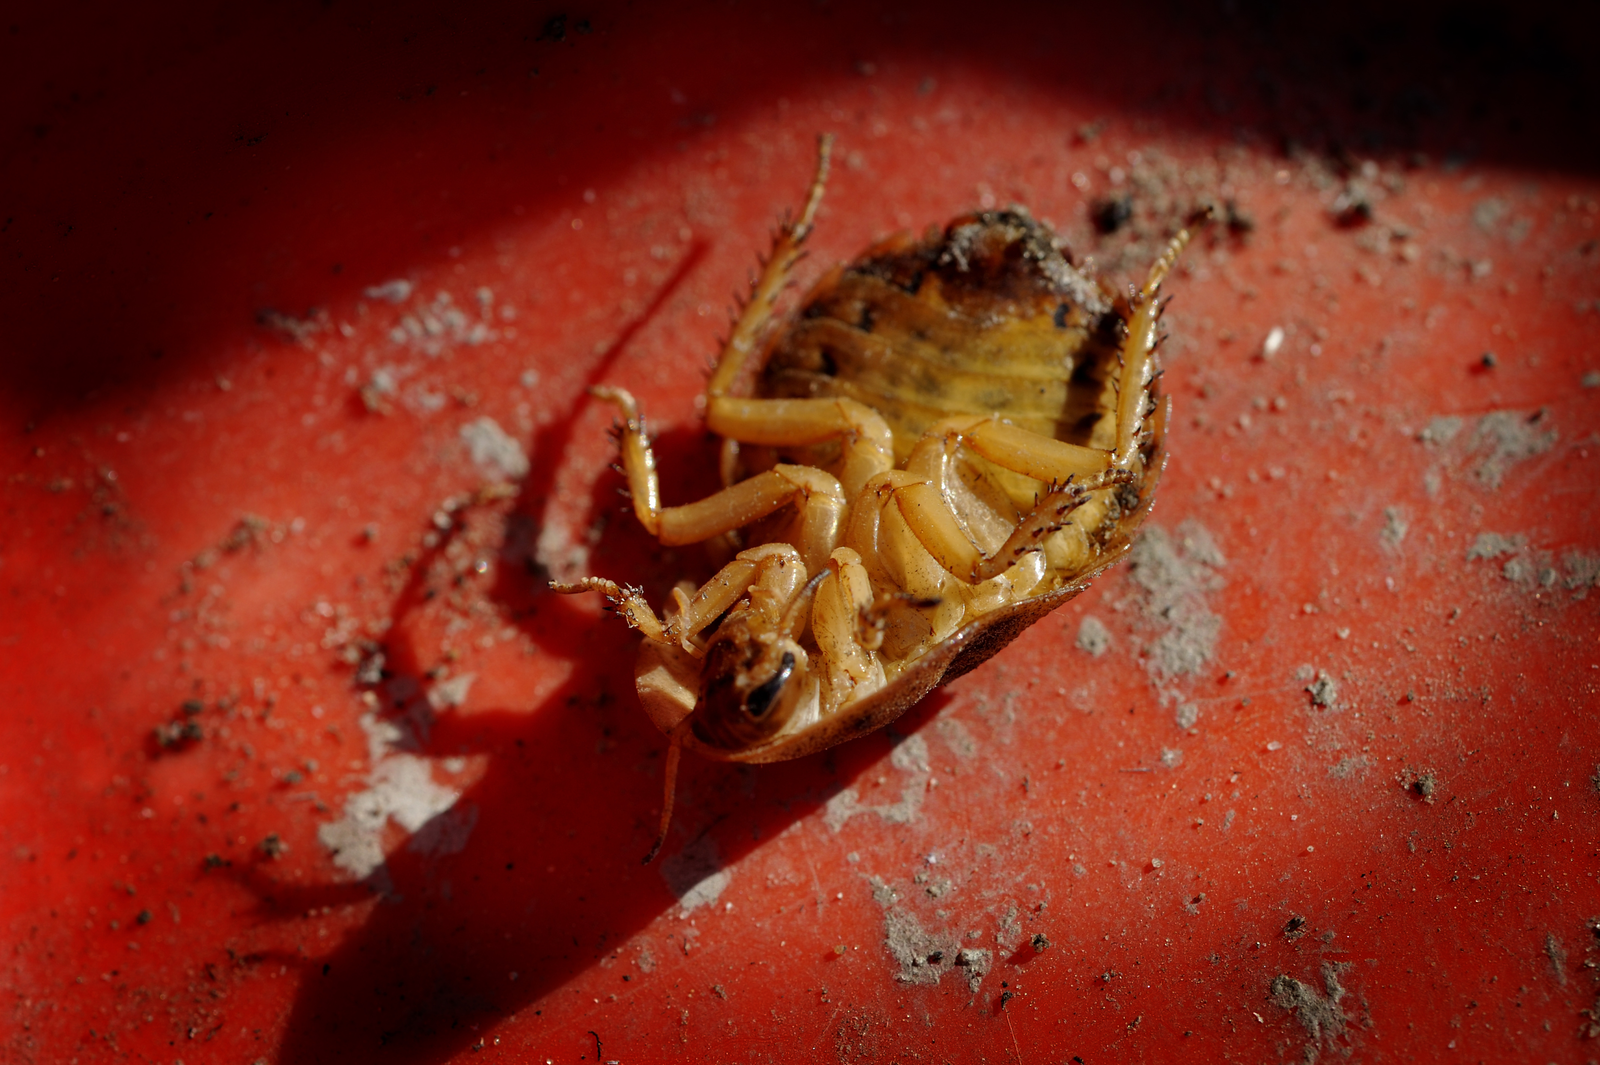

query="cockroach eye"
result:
[746,652,795,719]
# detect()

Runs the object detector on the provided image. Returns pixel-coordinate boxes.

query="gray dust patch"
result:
[1544,932,1567,986]
[871,875,991,995]
[1467,537,1598,598]
[1468,410,1556,489]
[1467,532,1525,560]
[1416,416,1462,446]
[1565,553,1600,598]
[317,713,470,880]
[459,416,530,480]
[1379,507,1407,552]
[824,734,929,831]
[1328,755,1371,780]
[1128,520,1226,680]
[1076,615,1112,656]
[881,906,961,987]
[934,718,978,760]
[1270,963,1353,1061]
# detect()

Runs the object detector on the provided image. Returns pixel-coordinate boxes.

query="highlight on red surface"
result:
[3,2,1598,1063]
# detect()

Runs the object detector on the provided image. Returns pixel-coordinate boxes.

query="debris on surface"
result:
[1416,416,1462,446]
[953,948,992,994]
[1270,963,1353,1057]
[823,735,928,831]
[1378,507,1407,551]
[1127,521,1226,680]
[317,713,469,880]
[1466,532,1525,561]
[1304,671,1339,710]
[459,417,530,480]
[880,905,960,988]
[1467,410,1556,489]
[426,672,476,711]
[1075,615,1112,656]
[1400,766,1438,803]
[364,278,415,304]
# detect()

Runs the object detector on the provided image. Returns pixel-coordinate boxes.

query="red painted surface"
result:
[4,3,1599,1063]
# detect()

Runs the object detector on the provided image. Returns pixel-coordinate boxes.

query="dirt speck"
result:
[1128,520,1225,680]
[1076,615,1112,657]
[1400,766,1438,803]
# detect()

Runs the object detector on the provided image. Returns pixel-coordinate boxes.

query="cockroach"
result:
[555,136,1204,861]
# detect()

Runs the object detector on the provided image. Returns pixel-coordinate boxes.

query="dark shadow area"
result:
[237,460,955,1063]
[4,0,1598,418]
[215,250,956,1060]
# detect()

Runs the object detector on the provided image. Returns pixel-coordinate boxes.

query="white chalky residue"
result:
[1261,326,1284,359]
[459,417,530,480]
[316,712,472,879]
[427,672,476,711]
[364,279,415,304]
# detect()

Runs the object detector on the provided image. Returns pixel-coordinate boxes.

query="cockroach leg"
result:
[549,576,669,642]
[704,134,834,401]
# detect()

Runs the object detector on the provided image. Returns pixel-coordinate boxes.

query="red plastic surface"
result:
[5,3,1599,1063]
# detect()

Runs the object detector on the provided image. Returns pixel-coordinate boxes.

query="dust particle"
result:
[953,948,992,994]
[935,718,978,760]
[1304,671,1339,710]
[1174,701,1199,729]
[1128,520,1226,680]
[1270,963,1351,1050]
[1466,532,1525,561]
[1582,370,1600,389]
[1544,932,1567,986]
[1416,416,1462,446]
[1328,755,1370,780]
[876,890,959,988]
[1076,615,1112,657]
[459,416,530,480]
[1563,553,1600,598]
[1401,767,1438,803]
[1379,507,1407,551]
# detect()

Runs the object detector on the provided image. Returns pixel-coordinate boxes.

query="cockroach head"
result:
[691,618,808,751]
